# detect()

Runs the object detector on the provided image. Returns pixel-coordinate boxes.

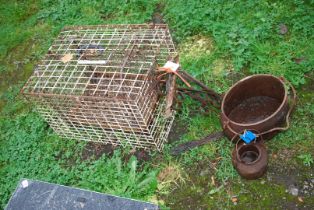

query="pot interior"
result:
[223,75,285,124]
[238,144,260,164]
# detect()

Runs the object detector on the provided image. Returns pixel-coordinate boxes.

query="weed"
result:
[298,153,314,166]
[0,108,158,208]
[78,151,158,199]
[37,0,157,25]
[164,0,314,86]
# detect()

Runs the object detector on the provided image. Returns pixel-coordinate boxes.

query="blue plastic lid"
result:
[240,130,256,144]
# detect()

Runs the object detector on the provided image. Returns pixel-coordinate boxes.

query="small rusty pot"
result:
[220,74,294,141]
[232,140,268,180]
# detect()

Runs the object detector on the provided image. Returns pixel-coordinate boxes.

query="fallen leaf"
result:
[61,53,73,63]
[211,176,215,186]
[231,196,238,203]
[298,197,304,203]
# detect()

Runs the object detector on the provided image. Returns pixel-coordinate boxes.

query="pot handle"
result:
[258,77,297,136]
[223,77,297,139]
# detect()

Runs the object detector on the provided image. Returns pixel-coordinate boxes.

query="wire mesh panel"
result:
[22,24,176,151]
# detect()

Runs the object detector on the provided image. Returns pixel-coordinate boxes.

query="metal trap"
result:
[21,24,176,151]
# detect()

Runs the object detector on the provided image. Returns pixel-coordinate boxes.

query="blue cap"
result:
[240,130,256,144]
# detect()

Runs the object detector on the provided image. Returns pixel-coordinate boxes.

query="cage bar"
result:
[22,24,176,151]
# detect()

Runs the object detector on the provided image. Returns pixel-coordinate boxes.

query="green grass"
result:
[163,0,314,86]
[0,0,313,209]
[0,0,159,208]
[0,102,158,207]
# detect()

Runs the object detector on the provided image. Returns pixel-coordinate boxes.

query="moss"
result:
[211,58,233,76]
[179,35,214,58]
[232,180,292,209]
[162,160,314,209]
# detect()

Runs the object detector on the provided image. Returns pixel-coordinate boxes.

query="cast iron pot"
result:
[220,74,294,141]
[232,141,267,180]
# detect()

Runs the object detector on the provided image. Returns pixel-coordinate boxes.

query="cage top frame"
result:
[21,24,176,100]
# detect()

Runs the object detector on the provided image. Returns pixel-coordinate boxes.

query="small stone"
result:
[311,179,314,184]
[279,23,288,35]
[21,180,29,188]
[288,185,299,196]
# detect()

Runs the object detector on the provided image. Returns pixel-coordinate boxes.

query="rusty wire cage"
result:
[21,24,176,151]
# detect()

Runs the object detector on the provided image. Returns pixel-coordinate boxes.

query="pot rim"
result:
[237,143,262,165]
[221,74,288,127]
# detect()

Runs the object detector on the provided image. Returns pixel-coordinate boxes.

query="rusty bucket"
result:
[220,74,296,141]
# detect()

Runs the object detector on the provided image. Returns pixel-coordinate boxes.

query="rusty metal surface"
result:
[220,74,290,141]
[170,131,224,155]
[21,24,177,151]
[232,140,268,180]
